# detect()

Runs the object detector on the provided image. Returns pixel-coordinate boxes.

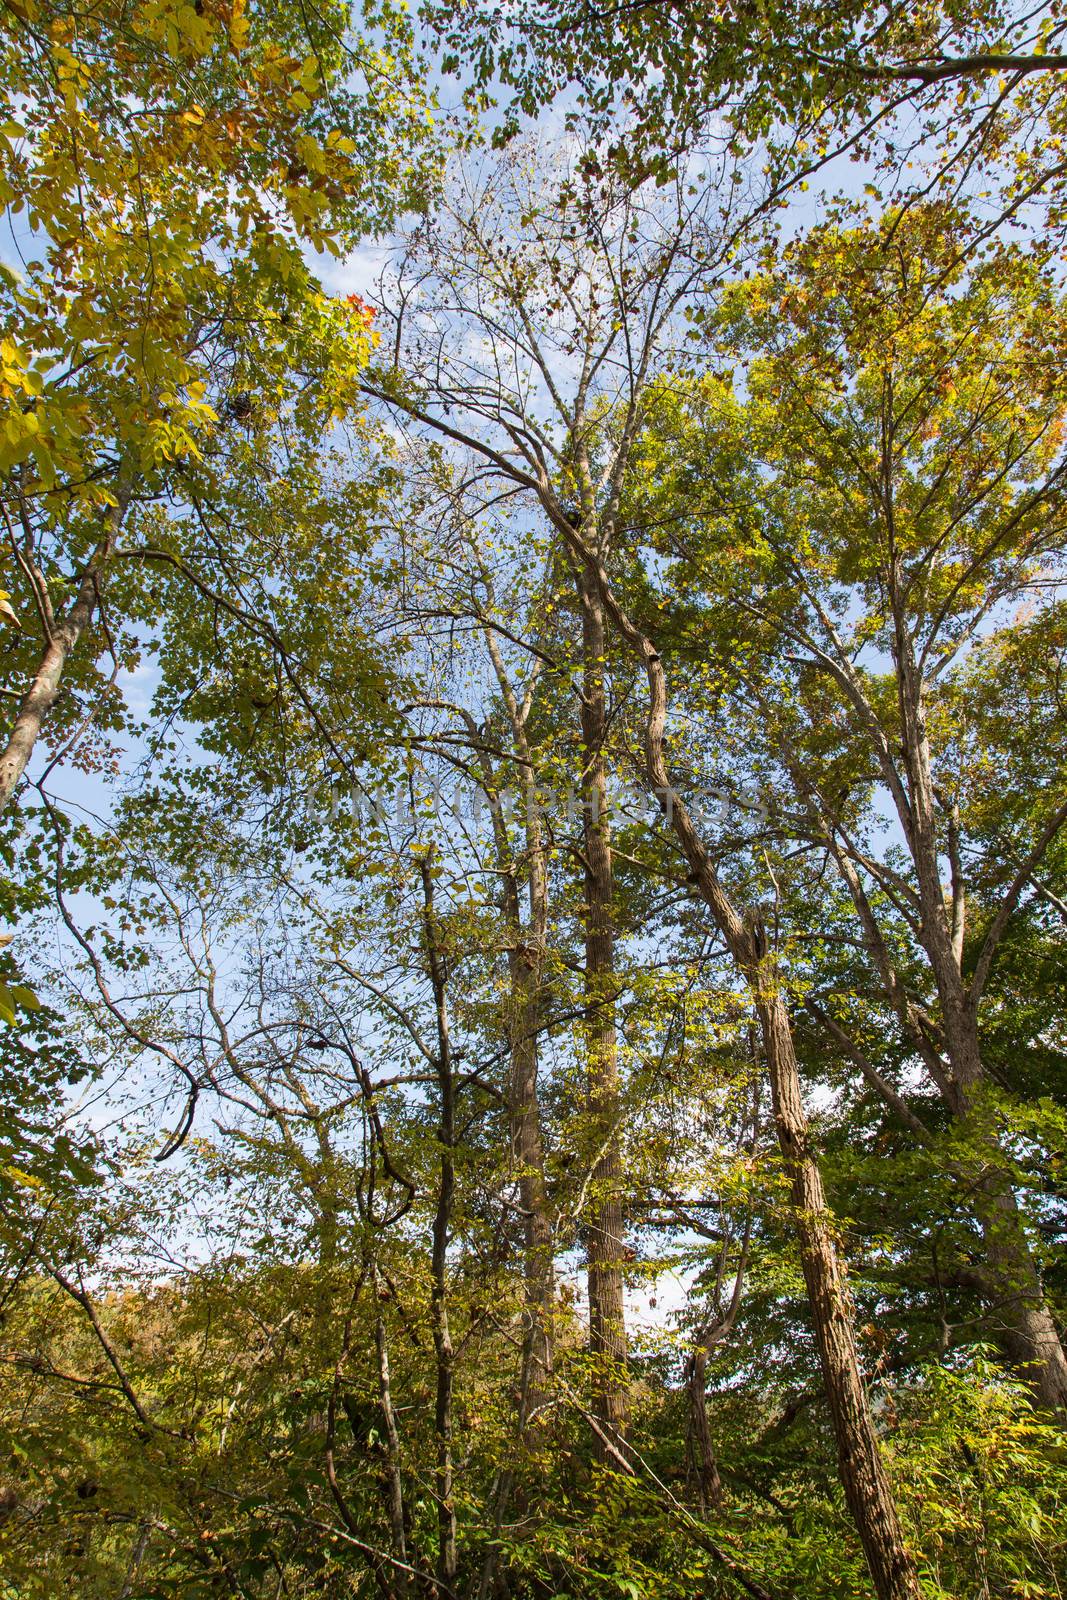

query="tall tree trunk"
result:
[893,622,1067,1413]
[578,573,630,1452]
[419,857,459,1594]
[665,818,919,1600]
[475,632,558,1600]
[484,645,555,1428]
[372,1277,410,1597]
[941,1014,1067,1413]
[686,1206,752,1512]
[478,930,556,1600]
[504,932,555,1426]
[687,1337,725,1511]
[790,702,1067,1414]
[547,532,921,1600]
[756,973,920,1600]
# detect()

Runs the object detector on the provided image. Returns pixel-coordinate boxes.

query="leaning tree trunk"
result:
[547,529,921,1600]
[756,973,921,1600]
[0,480,133,812]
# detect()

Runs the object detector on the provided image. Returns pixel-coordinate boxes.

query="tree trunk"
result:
[757,976,921,1600]
[893,626,1067,1413]
[477,669,557,1600]
[578,573,630,1452]
[686,1212,752,1513]
[373,1278,410,1598]
[505,941,555,1426]
[941,1017,1067,1414]
[419,858,459,1594]
[0,481,132,812]
[687,1339,725,1510]
[544,533,921,1599]
[973,1176,1067,1414]
[492,729,555,1430]
[477,939,556,1600]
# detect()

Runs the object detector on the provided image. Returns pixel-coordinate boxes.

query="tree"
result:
[430,0,1067,233]
[635,202,1067,1411]
[363,141,923,1600]
[0,0,431,813]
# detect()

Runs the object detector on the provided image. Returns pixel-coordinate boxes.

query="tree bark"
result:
[789,694,1067,1414]
[757,976,921,1600]
[484,624,557,1428]
[578,572,630,1453]
[0,479,133,812]
[373,1280,410,1596]
[357,368,921,1596]
[686,1206,752,1513]
[687,1337,725,1510]
[475,633,558,1600]
[504,932,555,1425]
[419,857,459,1594]
[546,530,921,1600]
[891,618,1067,1413]
[941,1018,1067,1414]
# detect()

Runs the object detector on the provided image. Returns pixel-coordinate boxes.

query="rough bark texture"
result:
[795,695,1067,1415]
[757,980,922,1600]
[687,1339,725,1510]
[579,573,630,1451]
[543,527,921,1600]
[661,789,919,1599]
[355,386,922,1594]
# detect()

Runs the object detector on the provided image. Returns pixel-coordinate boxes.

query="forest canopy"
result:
[1,3,1067,1598]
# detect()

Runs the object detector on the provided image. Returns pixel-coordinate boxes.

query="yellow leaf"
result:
[229,0,249,50]
[3,1166,43,1189]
